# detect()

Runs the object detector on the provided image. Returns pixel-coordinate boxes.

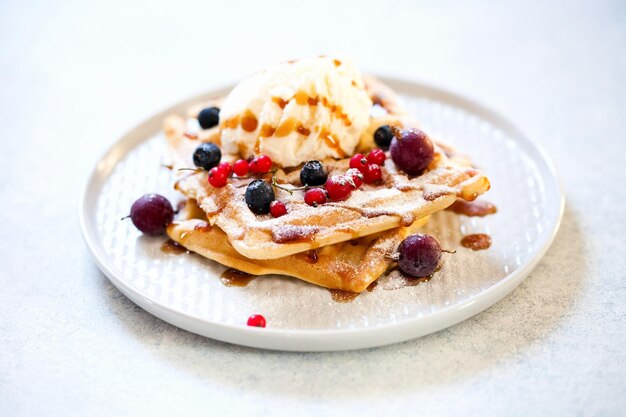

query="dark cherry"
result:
[390,128,434,176]
[129,194,174,236]
[397,233,442,277]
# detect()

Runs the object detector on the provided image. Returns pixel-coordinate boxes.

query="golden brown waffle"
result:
[170,155,487,260]
[164,77,490,260]
[167,200,430,293]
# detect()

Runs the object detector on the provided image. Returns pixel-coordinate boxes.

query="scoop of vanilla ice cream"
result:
[219,57,372,167]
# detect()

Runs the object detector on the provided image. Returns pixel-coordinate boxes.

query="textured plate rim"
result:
[79,77,565,352]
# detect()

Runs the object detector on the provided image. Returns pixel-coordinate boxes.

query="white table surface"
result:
[1,0,625,415]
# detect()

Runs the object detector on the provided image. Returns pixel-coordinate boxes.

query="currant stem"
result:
[271,176,308,194]
[177,167,204,173]
[120,215,131,221]
[442,249,456,254]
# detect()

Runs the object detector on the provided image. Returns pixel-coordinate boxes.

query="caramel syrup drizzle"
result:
[222,89,352,156]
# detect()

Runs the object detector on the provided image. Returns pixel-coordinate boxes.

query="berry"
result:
[193,142,221,170]
[198,106,220,129]
[325,175,352,201]
[233,159,249,176]
[367,149,386,166]
[249,154,272,174]
[247,314,266,328]
[374,125,394,149]
[345,168,364,189]
[129,194,174,236]
[245,179,275,214]
[217,161,232,176]
[349,153,368,172]
[397,234,442,277]
[304,188,327,207]
[208,166,228,188]
[362,164,382,184]
[390,128,434,176]
[269,201,287,218]
[300,160,328,186]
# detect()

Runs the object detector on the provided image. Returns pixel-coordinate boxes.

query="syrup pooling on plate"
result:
[160,239,188,255]
[220,268,257,287]
[446,200,497,217]
[461,233,492,251]
[328,289,360,303]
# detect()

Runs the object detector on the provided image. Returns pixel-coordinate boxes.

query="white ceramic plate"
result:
[79,78,564,351]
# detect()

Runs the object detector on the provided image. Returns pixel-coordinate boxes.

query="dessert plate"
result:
[79,78,564,351]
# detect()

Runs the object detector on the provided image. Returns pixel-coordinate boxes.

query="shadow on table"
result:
[99,206,585,397]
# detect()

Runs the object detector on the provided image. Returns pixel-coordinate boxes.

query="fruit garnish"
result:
[249,154,272,174]
[233,159,249,176]
[126,194,174,236]
[217,161,232,176]
[247,314,266,328]
[208,166,229,188]
[197,106,220,129]
[304,188,327,207]
[269,201,288,218]
[349,153,368,172]
[362,163,382,184]
[325,175,352,201]
[395,234,441,277]
[300,160,328,186]
[374,125,393,149]
[192,142,222,170]
[390,128,434,176]
[270,176,307,194]
[345,168,364,189]
[245,179,275,214]
[366,148,386,166]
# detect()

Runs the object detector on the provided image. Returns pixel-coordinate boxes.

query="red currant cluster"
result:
[200,143,388,215]
[302,148,386,207]
[349,149,386,183]
[208,154,273,188]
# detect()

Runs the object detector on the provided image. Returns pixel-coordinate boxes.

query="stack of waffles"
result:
[163,76,490,293]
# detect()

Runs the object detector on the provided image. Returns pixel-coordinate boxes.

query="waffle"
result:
[164,77,490,260]
[167,200,430,293]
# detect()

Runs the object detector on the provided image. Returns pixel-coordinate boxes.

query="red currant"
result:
[304,188,327,207]
[247,314,266,328]
[233,159,249,176]
[217,161,232,176]
[345,168,364,189]
[367,149,386,166]
[362,164,382,184]
[208,166,228,187]
[325,175,352,201]
[269,201,287,217]
[349,153,368,172]
[249,154,272,174]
